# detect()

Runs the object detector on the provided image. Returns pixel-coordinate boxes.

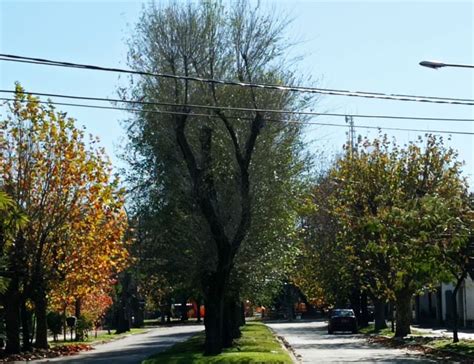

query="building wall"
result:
[417,291,437,321]
[417,277,474,327]
[441,282,454,321]
[463,277,474,324]
[441,277,474,327]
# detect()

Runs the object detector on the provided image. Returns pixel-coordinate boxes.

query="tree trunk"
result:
[31,314,36,345]
[116,275,131,334]
[196,297,202,323]
[115,304,131,334]
[390,301,395,332]
[34,289,48,349]
[21,299,32,351]
[234,301,243,334]
[350,288,361,324]
[160,303,166,324]
[436,287,443,326]
[204,293,224,355]
[5,234,26,354]
[284,284,295,321]
[181,297,188,321]
[222,298,241,348]
[240,301,246,326]
[360,292,369,328]
[452,273,466,343]
[395,290,412,338]
[374,298,387,331]
[4,282,21,354]
[63,306,67,342]
[203,270,228,355]
[134,299,144,327]
[415,295,421,324]
[75,298,83,341]
[222,299,233,348]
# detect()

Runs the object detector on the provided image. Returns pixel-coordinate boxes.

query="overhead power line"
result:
[1,89,473,123]
[1,53,474,106]
[1,97,473,136]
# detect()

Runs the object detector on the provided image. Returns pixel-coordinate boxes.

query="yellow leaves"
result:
[3,83,129,321]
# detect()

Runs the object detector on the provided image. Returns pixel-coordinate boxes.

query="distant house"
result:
[416,277,474,328]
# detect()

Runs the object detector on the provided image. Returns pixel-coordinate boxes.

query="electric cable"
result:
[1,53,473,105]
[1,89,472,123]
[2,97,473,136]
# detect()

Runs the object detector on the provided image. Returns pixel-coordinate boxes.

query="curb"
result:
[266,325,301,364]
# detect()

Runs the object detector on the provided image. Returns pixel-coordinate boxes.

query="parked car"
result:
[327,309,357,334]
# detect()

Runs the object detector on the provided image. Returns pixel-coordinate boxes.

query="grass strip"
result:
[426,338,474,359]
[359,324,395,337]
[359,323,424,337]
[361,324,474,362]
[142,321,293,363]
[50,328,148,346]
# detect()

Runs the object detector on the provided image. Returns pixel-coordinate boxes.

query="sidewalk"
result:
[412,325,474,340]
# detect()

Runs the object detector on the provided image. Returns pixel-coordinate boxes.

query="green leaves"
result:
[300,134,470,306]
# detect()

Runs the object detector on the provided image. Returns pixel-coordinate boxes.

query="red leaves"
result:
[0,344,92,362]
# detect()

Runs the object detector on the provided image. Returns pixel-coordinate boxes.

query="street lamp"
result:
[419,60,474,69]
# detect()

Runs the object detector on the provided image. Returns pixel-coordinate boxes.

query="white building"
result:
[417,277,474,327]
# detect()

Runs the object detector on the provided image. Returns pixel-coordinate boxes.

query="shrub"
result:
[76,314,93,341]
[47,312,63,341]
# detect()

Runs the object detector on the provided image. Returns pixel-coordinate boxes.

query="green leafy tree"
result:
[0,191,27,294]
[331,135,468,337]
[124,0,311,354]
[293,174,353,309]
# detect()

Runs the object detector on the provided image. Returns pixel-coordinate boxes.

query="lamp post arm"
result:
[420,60,474,69]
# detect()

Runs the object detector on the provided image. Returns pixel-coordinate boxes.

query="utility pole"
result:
[345,115,355,156]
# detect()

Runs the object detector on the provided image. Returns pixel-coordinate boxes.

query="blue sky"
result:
[1,0,473,186]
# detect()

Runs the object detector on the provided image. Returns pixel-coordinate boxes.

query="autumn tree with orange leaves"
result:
[49,185,128,340]
[0,85,129,353]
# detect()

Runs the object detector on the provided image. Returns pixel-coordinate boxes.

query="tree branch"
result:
[175,115,232,265]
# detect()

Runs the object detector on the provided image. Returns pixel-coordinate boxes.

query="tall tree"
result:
[124,0,310,354]
[293,174,354,309]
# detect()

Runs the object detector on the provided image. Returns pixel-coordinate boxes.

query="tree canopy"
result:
[123,0,311,354]
[0,85,129,353]
[297,134,470,337]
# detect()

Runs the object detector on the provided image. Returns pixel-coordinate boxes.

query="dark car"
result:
[328,309,357,334]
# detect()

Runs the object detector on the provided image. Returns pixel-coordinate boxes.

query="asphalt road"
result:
[33,324,204,364]
[267,320,438,363]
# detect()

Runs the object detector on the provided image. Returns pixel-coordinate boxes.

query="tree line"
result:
[0,86,129,354]
[294,135,472,340]
[120,0,472,353]
[1,0,472,358]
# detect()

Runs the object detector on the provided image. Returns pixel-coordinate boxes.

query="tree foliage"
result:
[298,134,470,337]
[123,0,310,354]
[0,85,129,352]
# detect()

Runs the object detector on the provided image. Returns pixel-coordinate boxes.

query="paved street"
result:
[267,320,437,363]
[33,324,203,364]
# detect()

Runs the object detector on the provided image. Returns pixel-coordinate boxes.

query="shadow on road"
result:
[267,320,436,363]
[37,331,198,364]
